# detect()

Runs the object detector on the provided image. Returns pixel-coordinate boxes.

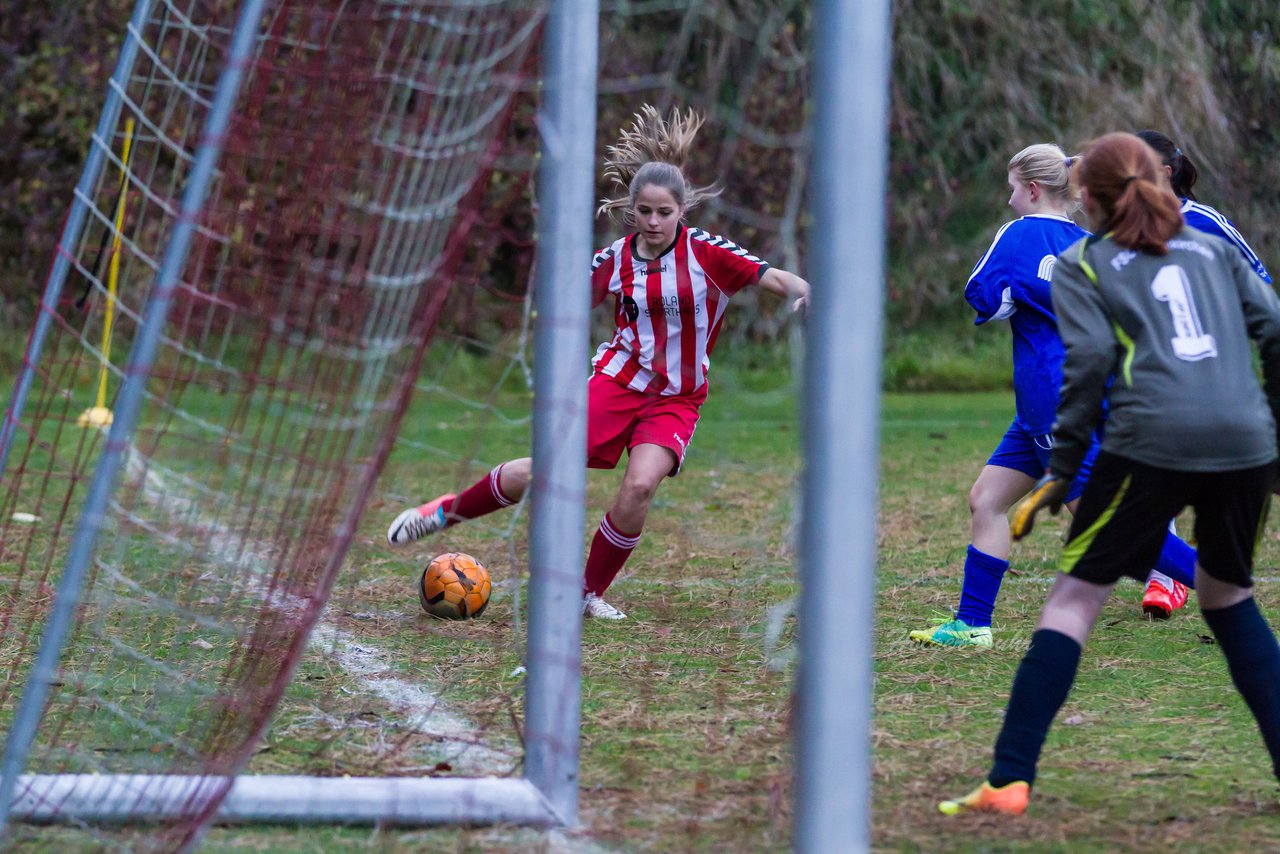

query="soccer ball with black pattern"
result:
[419,552,491,619]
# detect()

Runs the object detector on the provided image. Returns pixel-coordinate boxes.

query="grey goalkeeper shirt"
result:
[1049,226,1280,478]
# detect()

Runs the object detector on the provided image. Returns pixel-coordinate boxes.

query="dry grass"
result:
[16,377,1280,852]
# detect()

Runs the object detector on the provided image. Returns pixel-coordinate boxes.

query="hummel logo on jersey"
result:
[1111,249,1137,270]
[1037,255,1056,282]
[638,261,668,274]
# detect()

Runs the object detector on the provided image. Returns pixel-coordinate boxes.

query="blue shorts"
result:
[986,420,1099,502]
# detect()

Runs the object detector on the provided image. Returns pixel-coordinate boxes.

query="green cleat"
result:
[908,616,993,648]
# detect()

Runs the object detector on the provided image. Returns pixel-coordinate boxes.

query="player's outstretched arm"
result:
[760,267,810,315]
[1009,473,1070,541]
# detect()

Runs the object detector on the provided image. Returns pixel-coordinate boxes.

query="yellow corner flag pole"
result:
[79,117,136,429]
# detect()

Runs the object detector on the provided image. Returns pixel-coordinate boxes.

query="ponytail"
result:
[1008,143,1081,213]
[1080,133,1183,255]
[596,105,720,223]
[1135,129,1199,201]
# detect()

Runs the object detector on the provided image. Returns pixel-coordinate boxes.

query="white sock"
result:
[1146,569,1174,593]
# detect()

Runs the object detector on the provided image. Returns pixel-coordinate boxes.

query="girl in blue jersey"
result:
[909,144,1091,648]
[910,143,1198,647]
[1137,130,1271,284]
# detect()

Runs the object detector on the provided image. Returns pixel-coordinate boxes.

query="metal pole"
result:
[523,0,598,828]
[796,1,891,852]
[0,0,267,833]
[0,0,156,481]
[13,775,559,826]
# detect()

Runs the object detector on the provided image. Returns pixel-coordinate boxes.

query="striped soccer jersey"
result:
[1181,197,1272,284]
[590,224,769,396]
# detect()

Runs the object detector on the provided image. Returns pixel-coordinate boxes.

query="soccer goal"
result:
[0,0,591,846]
[0,0,887,848]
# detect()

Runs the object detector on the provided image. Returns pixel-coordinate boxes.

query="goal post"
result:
[796,0,891,851]
[523,0,598,828]
[11,775,558,826]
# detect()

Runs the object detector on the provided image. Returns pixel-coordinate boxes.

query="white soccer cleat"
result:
[387,493,455,547]
[582,592,627,621]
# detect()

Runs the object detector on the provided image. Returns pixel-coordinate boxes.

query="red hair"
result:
[1078,132,1183,254]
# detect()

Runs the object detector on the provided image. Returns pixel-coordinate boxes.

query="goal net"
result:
[336,0,813,811]
[0,0,544,847]
[0,0,813,848]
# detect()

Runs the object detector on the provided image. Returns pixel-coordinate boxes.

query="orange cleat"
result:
[938,779,1030,816]
[1142,579,1190,620]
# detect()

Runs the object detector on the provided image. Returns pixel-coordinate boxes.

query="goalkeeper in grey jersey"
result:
[1050,203,1280,489]
[940,131,1280,817]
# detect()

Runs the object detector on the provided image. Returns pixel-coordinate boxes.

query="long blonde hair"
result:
[596,105,721,223]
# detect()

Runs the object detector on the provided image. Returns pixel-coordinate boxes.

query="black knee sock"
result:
[1202,597,1280,779]
[989,629,1082,788]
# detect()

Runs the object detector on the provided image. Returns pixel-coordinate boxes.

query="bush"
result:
[3,1,1276,357]
[882,320,1012,392]
[889,0,1279,326]
[0,2,132,315]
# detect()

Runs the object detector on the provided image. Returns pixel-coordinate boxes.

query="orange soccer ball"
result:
[419,552,491,619]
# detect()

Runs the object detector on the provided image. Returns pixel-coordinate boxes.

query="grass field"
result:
[877,393,1280,853]
[7,355,1280,852]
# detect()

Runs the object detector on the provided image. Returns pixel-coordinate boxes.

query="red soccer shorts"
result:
[586,372,706,476]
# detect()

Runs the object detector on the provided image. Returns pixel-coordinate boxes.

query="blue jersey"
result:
[965,214,1089,435]
[1181,198,1271,284]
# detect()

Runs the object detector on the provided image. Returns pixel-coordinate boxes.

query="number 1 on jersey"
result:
[1151,265,1217,361]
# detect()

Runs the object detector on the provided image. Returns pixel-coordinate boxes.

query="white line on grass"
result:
[307,624,513,775]
[121,449,516,777]
[118,447,615,851]
[400,827,617,854]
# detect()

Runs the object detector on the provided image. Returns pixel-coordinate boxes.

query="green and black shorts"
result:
[1062,451,1274,588]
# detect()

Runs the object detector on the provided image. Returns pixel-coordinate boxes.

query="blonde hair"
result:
[596,105,721,223]
[1008,143,1081,213]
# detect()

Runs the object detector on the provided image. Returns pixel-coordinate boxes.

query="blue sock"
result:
[989,629,1082,788]
[1202,597,1280,780]
[1153,531,1197,589]
[955,545,1009,628]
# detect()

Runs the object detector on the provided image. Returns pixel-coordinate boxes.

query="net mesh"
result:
[266,0,812,798]
[0,0,811,847]
[0,0,543,847]
[303,0,812,782]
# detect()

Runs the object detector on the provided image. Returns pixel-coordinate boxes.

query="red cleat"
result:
[1142,579,1189,620]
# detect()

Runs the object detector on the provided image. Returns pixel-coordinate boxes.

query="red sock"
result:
[583,513,641,596]
[445,464,517,526]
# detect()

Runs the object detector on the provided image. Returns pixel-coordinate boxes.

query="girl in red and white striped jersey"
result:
[387,106,810,621]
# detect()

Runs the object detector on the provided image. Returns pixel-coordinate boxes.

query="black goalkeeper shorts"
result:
[1062,451,1274,588]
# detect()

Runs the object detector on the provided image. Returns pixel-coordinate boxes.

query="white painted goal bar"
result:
[11,775,560,826]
